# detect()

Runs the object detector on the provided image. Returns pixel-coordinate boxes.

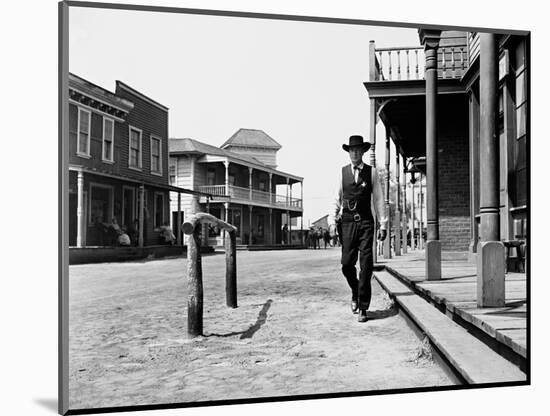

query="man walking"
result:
[328,135,387,323]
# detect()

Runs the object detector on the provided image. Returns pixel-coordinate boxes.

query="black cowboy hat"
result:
[342,135,371,152]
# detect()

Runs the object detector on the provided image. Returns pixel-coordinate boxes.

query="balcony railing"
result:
[373,44,469,81]
[198,185,302,209]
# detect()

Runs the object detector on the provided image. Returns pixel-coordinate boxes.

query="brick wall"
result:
[438,130,470,252]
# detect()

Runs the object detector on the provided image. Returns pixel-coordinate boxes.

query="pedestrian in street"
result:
[328,135,388,323]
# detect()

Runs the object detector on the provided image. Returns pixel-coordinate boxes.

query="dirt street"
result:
[69,248,457,410]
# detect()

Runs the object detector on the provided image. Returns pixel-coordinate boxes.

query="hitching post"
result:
[183,213,238,337]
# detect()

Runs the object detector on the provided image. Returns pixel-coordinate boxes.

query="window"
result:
[102,118,114,162]
[229,174,236,186]
[77,108,91,157]
[169,164,176,185]
[259,179,267,192]
[89,184,113,225]
[151,136,162,174]
[129,127,142,169]
[154,193,164,227]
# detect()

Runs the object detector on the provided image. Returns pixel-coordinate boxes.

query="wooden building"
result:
[68,73,195,249]
[363,30,528,306]
[169,129,304,247]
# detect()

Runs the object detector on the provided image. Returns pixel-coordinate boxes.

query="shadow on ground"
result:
[34,398,57,413]
[204,299,273,339]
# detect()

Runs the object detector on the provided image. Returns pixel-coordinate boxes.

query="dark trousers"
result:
[340,219,374,310]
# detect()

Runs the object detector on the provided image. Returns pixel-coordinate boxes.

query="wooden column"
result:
[225,230,237,308]
[268,173,273,203]
[420,29,442,280]
[249,167,253,201]
[419,177,424,250]
[300,180,304,245]
[187,225,203,336]
[269,208,273,244]
[477,33,505,307]
[248,205,253,245]
[383,126,392,259]
[469,89,481,256]
[177,192,182,245]
[411,173,417,250]
[138,185,145,247]
[402,158,408,254]
[370,101,378,263]
[76,171,85,248]
[394,151,401,256]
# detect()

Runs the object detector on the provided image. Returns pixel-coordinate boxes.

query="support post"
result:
[383,126,392,259]
[477,32,505,307]
[177,192,182,246]
[411,175,416,250]
[269,208,273,245]
[419,177,424,250]
[138,185,145,248]
[469,90,481,256]
[249,167,253,201]
[76,171,85,247]
[369,95,378,263]
[395,152,401,256]
[420,29,442,280]
[402,159,408,254]
[248,205,253,245]
[225,230,237,308]
[300,181,304,245]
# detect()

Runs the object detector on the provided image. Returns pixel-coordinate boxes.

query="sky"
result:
[69,6,420,224]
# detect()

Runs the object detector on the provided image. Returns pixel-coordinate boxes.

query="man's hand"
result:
[378,229,387,241]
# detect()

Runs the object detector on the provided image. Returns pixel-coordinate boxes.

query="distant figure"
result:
[282,224,288,245]
[323,228,331,249]
[156,222,176,245]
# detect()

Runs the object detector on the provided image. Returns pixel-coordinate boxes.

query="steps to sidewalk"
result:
[374,270,526,385]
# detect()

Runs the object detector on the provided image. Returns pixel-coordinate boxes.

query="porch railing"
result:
[198,185,302,209]
[373,43,469,81]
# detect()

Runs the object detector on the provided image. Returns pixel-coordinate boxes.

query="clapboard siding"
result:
[115,85,169,185]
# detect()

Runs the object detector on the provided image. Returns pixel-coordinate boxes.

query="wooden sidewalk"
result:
[376,250,527,361]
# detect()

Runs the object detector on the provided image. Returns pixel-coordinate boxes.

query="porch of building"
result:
[375,249,527,370]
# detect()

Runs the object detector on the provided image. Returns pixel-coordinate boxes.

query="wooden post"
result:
[383,127,392,259]
[402,157,408,254]
[420,29,442,280]
[394,151,401,256]
[76,171,85,247]
[183,213,239,337]
[477,32,505,307]
[300,180,304,245]
[269,208,273,244]
[248,205,253,245]
[419,177,424,250]
[187,225,203,336]
[249,167,253,201]
[225,230,237,308]
[138,185,145,248]
[177,192,182,246]
[469,90,481,256]
[369,95,378,263]
[411,173,417,250]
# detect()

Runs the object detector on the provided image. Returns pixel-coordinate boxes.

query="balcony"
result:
[198,185,302,210]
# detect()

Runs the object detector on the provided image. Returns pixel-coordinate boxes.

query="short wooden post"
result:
[187,225,203,337]
[225,230,237,308]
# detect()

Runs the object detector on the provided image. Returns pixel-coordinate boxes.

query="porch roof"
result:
[69,165,211,197]
[169,138,303,183]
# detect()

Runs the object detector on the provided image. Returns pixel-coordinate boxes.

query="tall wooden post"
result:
[248,205,253,245]
[383,127,392,259]
[269,208,273,245]
[300,180,304,245]
[249,167,253,201]
[225,230,237,308]
[469,90,481,256]
[419,29,442,280]
[369,40,379,263]
[76,171,85,248]
[402,157,408,254]
[138,185,145,247]
[477,33,505,307]
[177,192,182,245]
[419,176,424,250]
[411,175,416,250]
[187,226,203,336]
[394,151,401,256]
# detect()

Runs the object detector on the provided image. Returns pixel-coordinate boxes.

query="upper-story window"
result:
[102,118,114,162]
[77,108,91,157]
[129,126,142,170]
[150,136,162,175]
[169,164,176,185]
[207,169,216,185]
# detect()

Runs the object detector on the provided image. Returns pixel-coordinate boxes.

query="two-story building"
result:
[169,129,304,247]
[68,73,195,255]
